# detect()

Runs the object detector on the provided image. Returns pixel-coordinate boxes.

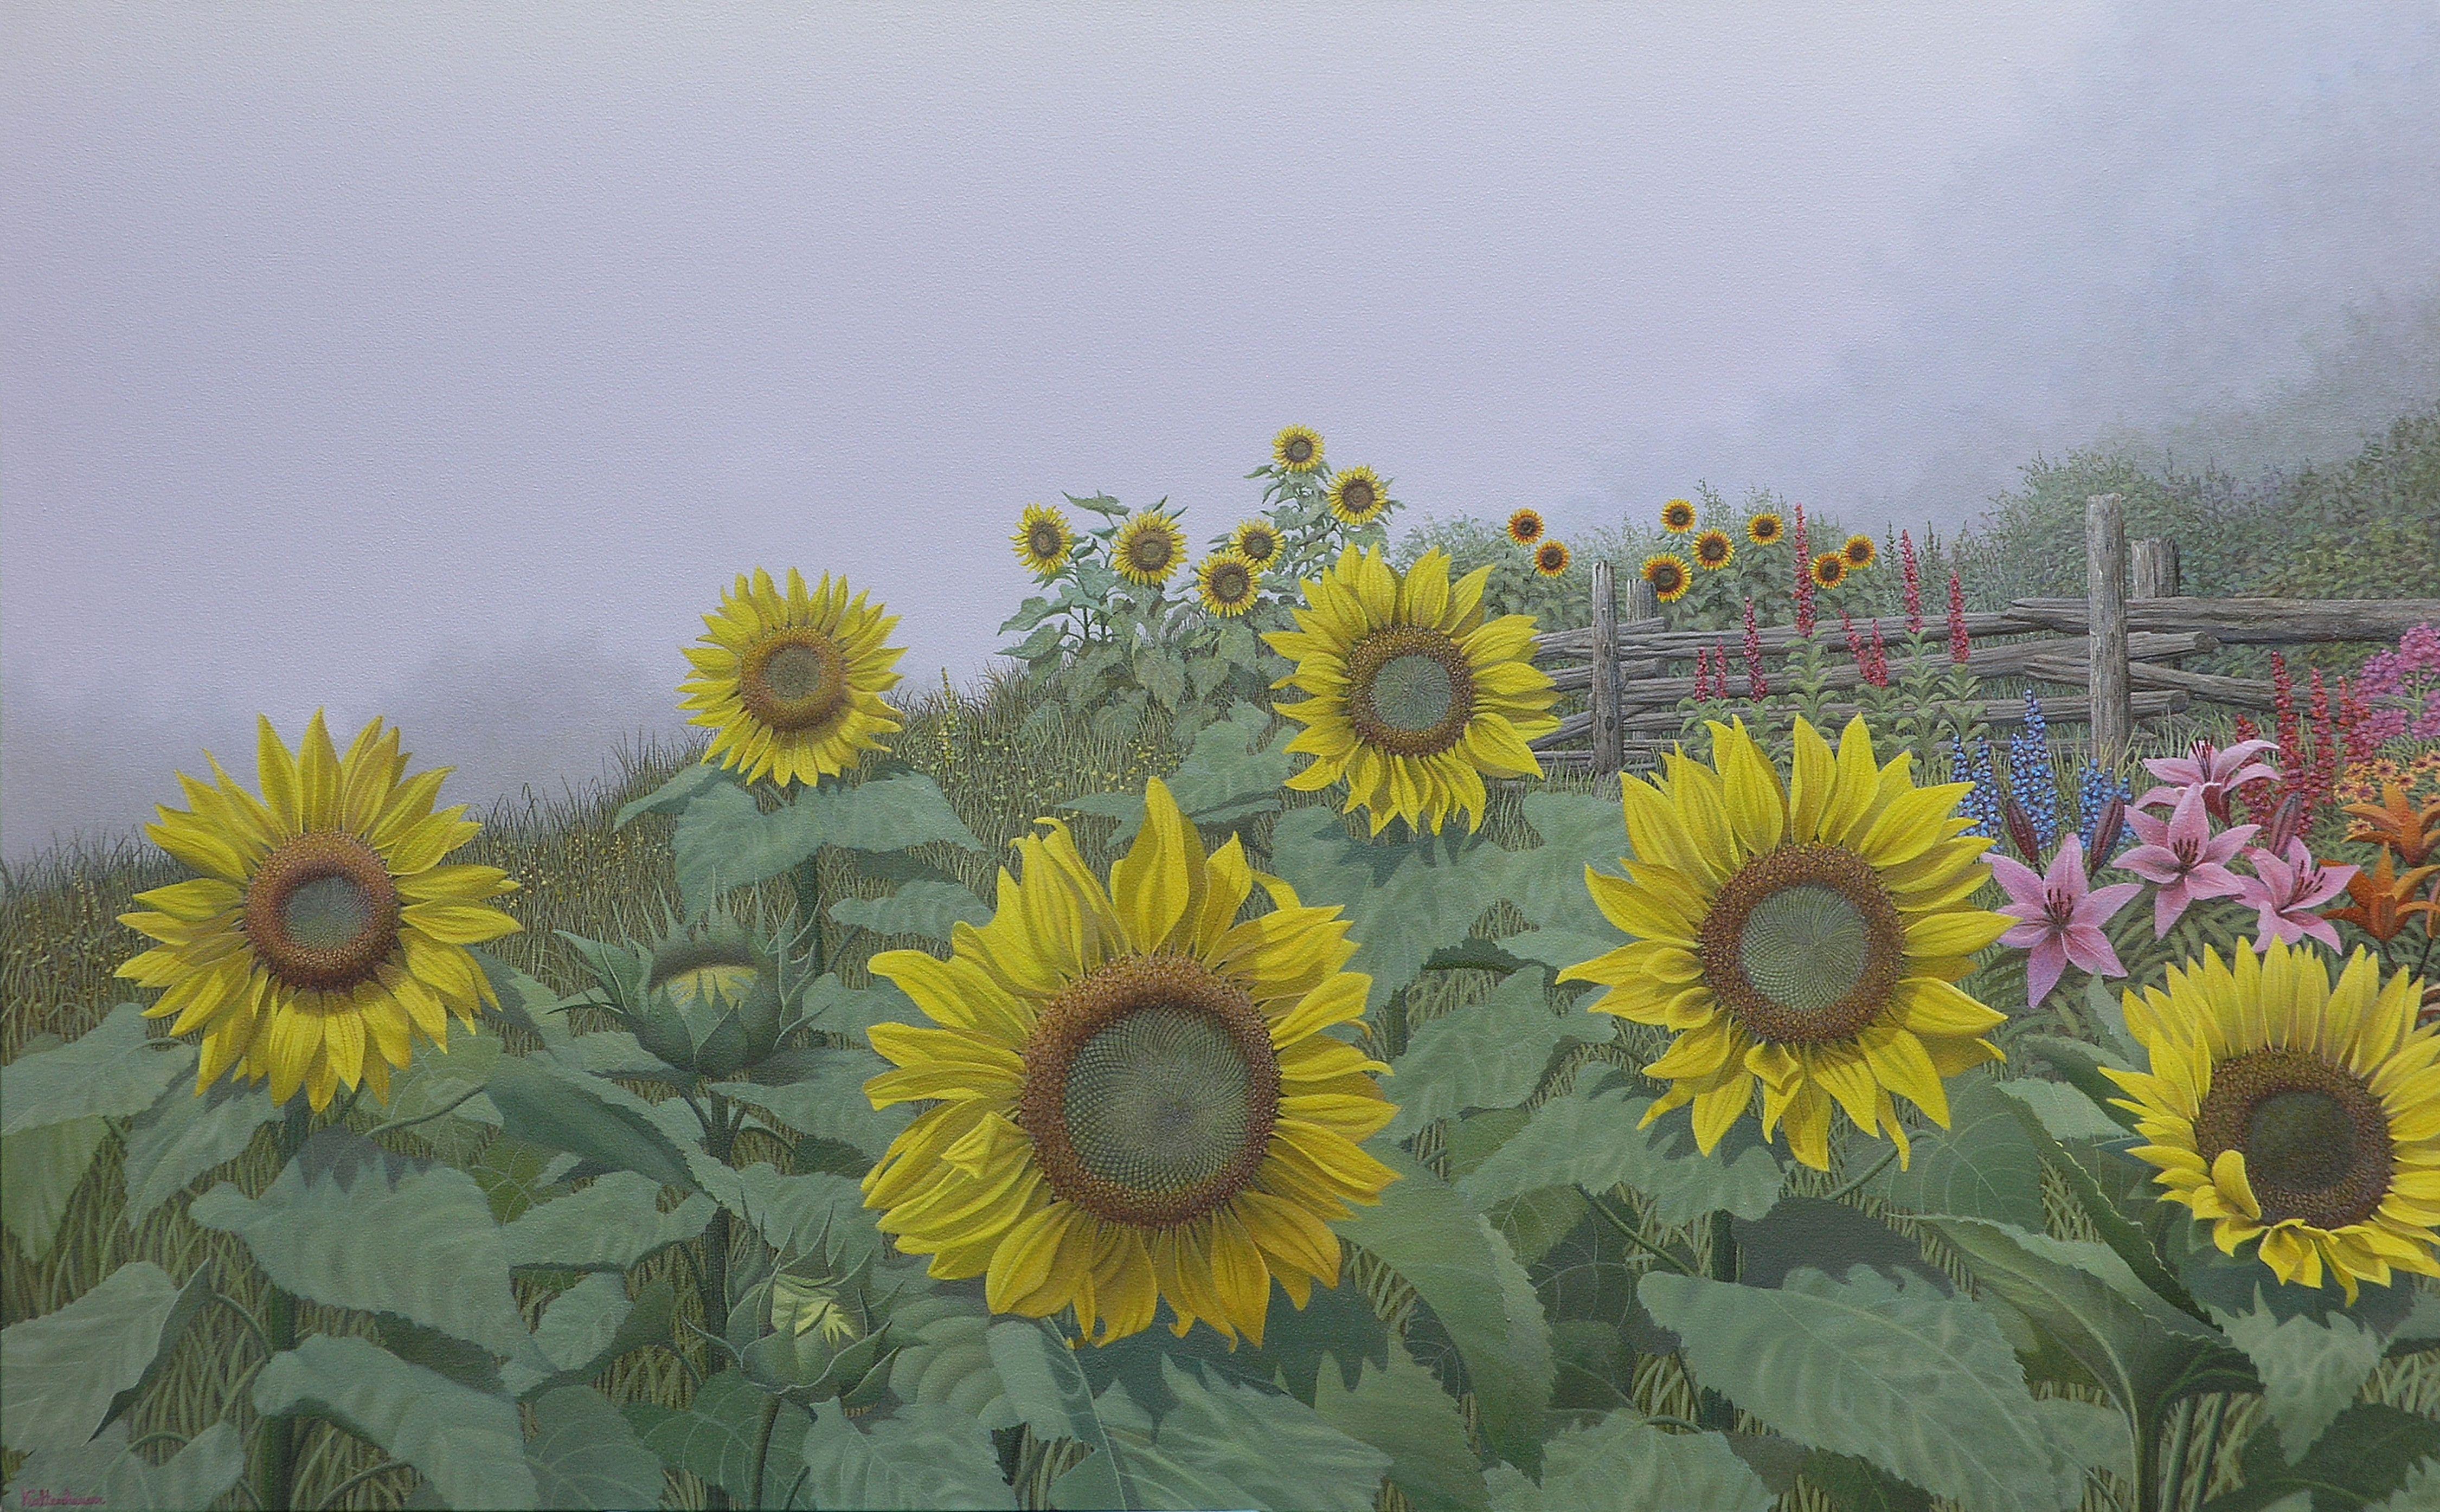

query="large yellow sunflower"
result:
[681,569,907,789]
[1748,513,1786,547]
[1660,499,1698,533]
[1012,504,1075,578]
[1232,518,1285,568]
[1113,512,1189,587]
[1842,534,1877,570]
[1273,426,1325,474]
[1196,552,1260,617]
[115,712,522,1112]
[1266,546,1562,836]
[1534,540,1572,578]
[1692,530,1735,571]
[861,779,1398,1347]
[1642,552,1692,603]
[1327,467,1390,528]
[1558,716,2013,1171]
[2103,939,2440,1301]
[1506,509,1546,547]
[1811,552,1848,591]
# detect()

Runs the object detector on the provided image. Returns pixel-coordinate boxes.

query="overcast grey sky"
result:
[7,2,2436,863]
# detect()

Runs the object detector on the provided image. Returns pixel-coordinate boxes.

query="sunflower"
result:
[1642,553,1692,603]
[1232,518,1285,569]
[1748,513,1786,547]
[1506,509,1546,547]
[861,779,1399,1347]
[1842,534,1877,570]
[1266,545,1562,835]
[1558,716,2013,1171]
[115,712,522,1112]
[1327,466,1390,528]
[1273,426,1325,474]
[1196,552,1260,617]
[2102,938,2440,1300]
[1113,512,1189,587]
[1012,504,1075,578]
[1534,541,1572,577]
[1661,499,1698,533]
[680,568,908,789]
[1692,530,1734,571]
[1811,553,1848,590]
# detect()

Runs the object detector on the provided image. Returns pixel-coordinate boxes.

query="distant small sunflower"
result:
[1196,553,1260,617]
[1113,512,1189,587]
[1231,518,1285,568]
[1273,426,1324,474]
[1506,509,1546,547]
[682,569,908,789]
[1661,499,1698,533]
[1328,466,1390,527]
[1534,541,1572,577]
[1642,553,1692,603]
[1748,513,1786,547]
[1692,530,1735,571]
[1812,553,1848,590]
[1843,535,1877,570]
[1012,504,1075,578]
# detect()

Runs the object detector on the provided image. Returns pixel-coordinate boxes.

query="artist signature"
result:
[18,1492,104,1509]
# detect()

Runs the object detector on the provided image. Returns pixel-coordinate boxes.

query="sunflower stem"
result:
[2185,1395,2231,1509]
[1693,1210,1739,1432]
[1583,1191,1694,1275]
[747,1392,785,1509]
[2135,1400,2165,1512]
[2158,1396,2196,1512]
[254,1098,311,1512]
[1822,1144,1900,1204]
[793,853,826,983]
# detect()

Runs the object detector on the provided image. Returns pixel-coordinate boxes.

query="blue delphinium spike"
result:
[1951,733,2005,841]
[2008,690,2060,852]
[2075,757,2133,860]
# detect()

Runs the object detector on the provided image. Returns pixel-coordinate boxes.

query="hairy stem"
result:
[1693,1211,1739,1432]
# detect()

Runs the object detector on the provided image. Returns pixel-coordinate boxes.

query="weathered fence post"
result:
[1626,576,1659,624]
[2132,537,2180,601]
[2088,494,2132,767]
[1590,558,1624,778]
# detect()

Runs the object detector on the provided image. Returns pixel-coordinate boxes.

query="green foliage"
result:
[625,1368,812,1507]
[497,1170,715,1272]
[2214,1294,2388,1466]
[6,1421,248,1511]
[1455,1076,1786,1227]
[523,1384,667,1510]
[505,1273,676,1400]
[797,1402,1017,1510]
[0,1002,196,1135]
[1384,969,1604,1138]
[1,1114,107,1264]
[1484,1410,1773,1512]
[2201,1404,2440,1512]
[1312,1337,1492,1512]
[0,1260,207,1453]
[1865,1071,2051,1232]
[254,1333,539,1510]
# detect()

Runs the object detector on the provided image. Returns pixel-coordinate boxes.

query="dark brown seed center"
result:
[243,831,402,992]
[1696,845,1907,1046]
[1346,626,1476,758]
[740,630,850,734]
[2193,1048,2393,1230]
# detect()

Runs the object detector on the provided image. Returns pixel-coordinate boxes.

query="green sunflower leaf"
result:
[1988,1075,2127,1142]
[119,1078,284,1232]
[888,1298,1020,1429]
[1385,970,1604,1138]
[5,1421,247,1512]
[503,1273,675,1399]
[1635,1266,2092,1512]
[1,1114,108,1264]
[807,771,987,856]
[671,776,818,919]
[829,878,993,944]
[714,1045,912,1158]
[0,1261,204,1454]
[1455,1079,1785,1227]
[2213,1294,2388,1465]
[1867,1071,2050,1231]
[689,1162,883,1272]
[792,971,927,1038]
[484,1053,701,1193]
[2203,1404,2440,1512]
[797,1402,1016,1511]
[1341,1149,1553,1472]
[1269,808,1516,1016]
[1136,647,1187,711]
[188,1129,549,1368]
[1046,1357,1392,1512]
[1484,1412,1773,1512]
[524,1385,666,1511]
[1312,1337,1492,1512]
[254,1334,537,1510]
[1062,702,1295,846]
[1795,1449,1934,1512]
[626,1368,812,1507]
[612,760,728,831]
[0,1002,197,1135]
[498,1169,715,1271]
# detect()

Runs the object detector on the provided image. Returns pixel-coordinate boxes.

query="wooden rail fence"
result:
[1531,494,2440,778]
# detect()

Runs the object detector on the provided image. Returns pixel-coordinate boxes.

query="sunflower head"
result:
[1506,509,1546,546]
[2103,940,2440,1301]
[1273,426,1325,474]
[1327,466,1390,528]
[1558,715,2014,1172]
[1534,540,1572,578]
[1661,499,1698,533]
[584,908,792,1080]
[1692,530,1734,571]
[115,712,523,1112]
[1232,518,1285,568]
[1013,504,1075,578]
[1842,534,1877,570]
[681,568,907,790]
[861,779,1400,1347]
[1196,552,1261,617]
[1642,553,1692,603]
[1811,553,1848,590]
[1748,513,1786,546]
[1266,545,1561,835]
[1113,512,1189,587]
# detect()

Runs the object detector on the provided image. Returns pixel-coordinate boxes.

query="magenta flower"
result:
[2133,738,2281,821]
[1990,834,2143,1009]
[2118,786,2259,938]
[2232,839,2356,952]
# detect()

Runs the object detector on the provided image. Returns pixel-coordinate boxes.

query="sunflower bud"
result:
[739,1262,897,1406]
[577,910,791,1080]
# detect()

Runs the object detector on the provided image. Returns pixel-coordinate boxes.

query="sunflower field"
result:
[4,430,2439,1512]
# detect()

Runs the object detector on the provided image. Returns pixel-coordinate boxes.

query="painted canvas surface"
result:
[5,8,2439,1511]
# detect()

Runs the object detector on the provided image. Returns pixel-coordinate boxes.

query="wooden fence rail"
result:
[1530,492,2440,778]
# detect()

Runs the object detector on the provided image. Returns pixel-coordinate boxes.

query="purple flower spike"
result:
[2117,784,2259,938]
[1990,834,2143,1009]
[2233,838,2356,952]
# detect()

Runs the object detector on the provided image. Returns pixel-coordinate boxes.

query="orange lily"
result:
[2343,781,2440,867]
[2322,848,2440,943]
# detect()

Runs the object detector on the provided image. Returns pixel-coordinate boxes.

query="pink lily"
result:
[2133,738,2281,822]
[1990,834,2143,1008]
[2118,785,2260,938]
[2233,839,2356,952]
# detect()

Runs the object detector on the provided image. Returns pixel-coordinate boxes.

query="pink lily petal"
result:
[2060,922,2124,977]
